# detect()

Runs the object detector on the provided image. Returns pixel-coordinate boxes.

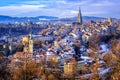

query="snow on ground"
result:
[99,43,109,52]
[99,68,111,75]
[81,56,92,60]
[83,74,91,78]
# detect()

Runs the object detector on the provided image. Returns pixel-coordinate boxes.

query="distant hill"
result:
[0,15,117,23]
[0,15,58,23]
[0,15,13,21]
[59,16,107,22]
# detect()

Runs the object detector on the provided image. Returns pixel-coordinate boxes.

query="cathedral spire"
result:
[9,24,13,54]
[78,7,82,24]
[28,19,33,40]
[28,19,33,53]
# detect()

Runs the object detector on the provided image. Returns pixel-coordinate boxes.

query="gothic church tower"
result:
[78,7,82,24]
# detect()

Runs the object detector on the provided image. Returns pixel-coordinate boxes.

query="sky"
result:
[0,0,119,18]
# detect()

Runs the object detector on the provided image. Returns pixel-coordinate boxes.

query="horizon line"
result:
[0,15,116,19]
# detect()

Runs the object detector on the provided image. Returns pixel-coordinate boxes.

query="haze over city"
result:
[0,0,120,18]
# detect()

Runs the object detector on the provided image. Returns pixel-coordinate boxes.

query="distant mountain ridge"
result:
[0,15,59,23]
[59,16,107,22]
[0,15,117,23]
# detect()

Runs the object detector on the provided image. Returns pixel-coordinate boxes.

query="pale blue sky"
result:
[0,0,119,18]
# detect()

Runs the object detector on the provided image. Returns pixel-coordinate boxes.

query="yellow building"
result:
[22,36,29,45]
[23,34,33,53]
[54,40,59,47]
[23,45,29,53]
[64,59,77,75]
[29,39,33,53]
[52,55,59,63]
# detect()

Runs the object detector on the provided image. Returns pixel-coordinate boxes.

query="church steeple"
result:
[9,25,13,54]
[28,20,33,53]
[23,20,33,53]
[108,17,112,25]
[78,7,82,24]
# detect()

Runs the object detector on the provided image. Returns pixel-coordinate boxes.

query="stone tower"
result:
[23,20,33,53]
[8,26,13,54]
[29,33,33,53]
[9,38,13,54]
[78,7,82,24]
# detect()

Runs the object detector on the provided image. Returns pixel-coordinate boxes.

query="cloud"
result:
[89,0,115,7]
[0,4,46,16]
[70,10,78,14]
[0,0,120,18]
